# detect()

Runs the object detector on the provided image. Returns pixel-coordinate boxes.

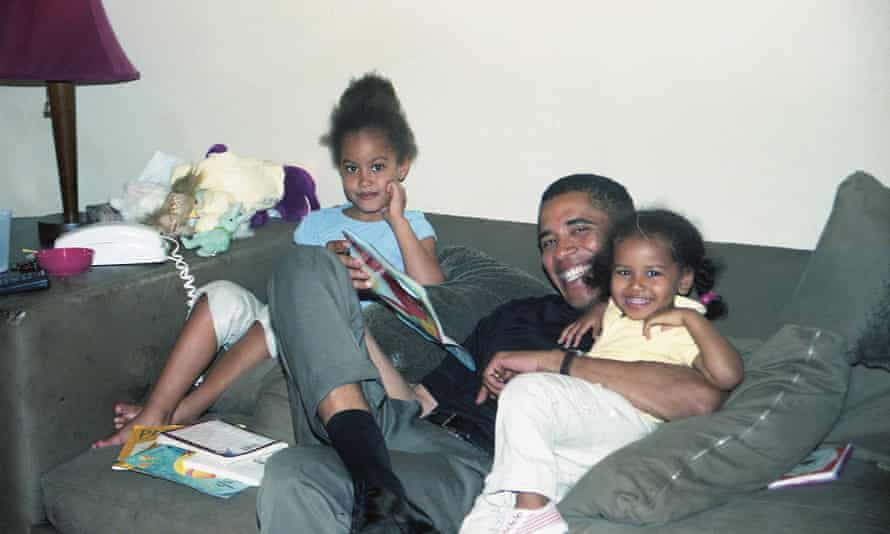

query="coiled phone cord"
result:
[161,234,198,309]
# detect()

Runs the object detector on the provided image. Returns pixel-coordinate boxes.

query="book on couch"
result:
[181,450,270,487]
[768,442,854,490]
[119,444,250,498]
[112,424,182,471]
[113,424,251,498]
[343,229,476,371]
[156,419,288,464]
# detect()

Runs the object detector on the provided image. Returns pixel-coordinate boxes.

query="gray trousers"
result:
[257,245,491,534]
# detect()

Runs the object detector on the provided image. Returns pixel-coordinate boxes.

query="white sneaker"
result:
[495,503,568,534]
[461,493,568,534]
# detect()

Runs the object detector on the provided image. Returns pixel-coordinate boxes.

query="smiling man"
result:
[538,181,624,310]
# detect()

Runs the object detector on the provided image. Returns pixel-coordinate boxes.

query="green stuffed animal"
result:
[180,202,246,257]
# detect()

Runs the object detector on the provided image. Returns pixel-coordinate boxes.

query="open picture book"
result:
[343,229,476,371]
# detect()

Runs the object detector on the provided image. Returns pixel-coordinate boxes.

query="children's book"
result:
[156,419,288,464]
[182,451,272,487]
[112,424,183,471]
[767,443,854,490]
[119,444,249,498]
[342,229,476,371]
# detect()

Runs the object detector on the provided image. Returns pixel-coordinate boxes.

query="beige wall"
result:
[2,1,888,249]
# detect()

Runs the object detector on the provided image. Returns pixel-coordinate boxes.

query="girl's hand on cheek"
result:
[643,308,689,339]
[383,181,407,222]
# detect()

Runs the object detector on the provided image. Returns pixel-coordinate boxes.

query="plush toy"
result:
[250,165,320,227]
[113,145,319,246]
[169,145,284,235]
[180,202,247,257]
[142,169,201,236]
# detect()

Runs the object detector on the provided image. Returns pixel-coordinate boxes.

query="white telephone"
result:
[54,222,168,265]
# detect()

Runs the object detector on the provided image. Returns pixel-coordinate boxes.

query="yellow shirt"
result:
[587,295,705,368]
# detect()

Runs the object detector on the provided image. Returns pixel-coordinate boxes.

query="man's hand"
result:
[325,240,372,290]
[475,349,564,404]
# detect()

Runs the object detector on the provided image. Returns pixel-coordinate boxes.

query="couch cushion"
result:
[565,458,890,534]
[42,447,260,534]
[243,361,294,445]
[558,324,850,525]
[365,245,552,382]
[822,363,890,464]
[780,171,890,366]
[854,286,890,371]
[775,171,890,462]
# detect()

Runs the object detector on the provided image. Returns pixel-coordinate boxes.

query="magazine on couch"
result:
[342,229,476,371]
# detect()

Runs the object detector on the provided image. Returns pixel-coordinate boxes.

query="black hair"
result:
[320,72,418,167]
[587,209,728,319]
[539,174,635,225]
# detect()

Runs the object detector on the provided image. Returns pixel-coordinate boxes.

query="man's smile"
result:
[559,263,591,284]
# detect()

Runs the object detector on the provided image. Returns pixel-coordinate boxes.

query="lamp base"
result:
[38,213,88,247]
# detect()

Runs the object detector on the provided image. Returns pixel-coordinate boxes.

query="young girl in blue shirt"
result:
[93,73,444,448]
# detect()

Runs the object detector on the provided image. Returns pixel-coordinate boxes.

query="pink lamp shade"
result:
[0,0,140,245]
[0,0,140,83]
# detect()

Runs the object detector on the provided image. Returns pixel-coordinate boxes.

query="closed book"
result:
[768,443,854,490]
[182,452,273,486]
[156,420,288,464]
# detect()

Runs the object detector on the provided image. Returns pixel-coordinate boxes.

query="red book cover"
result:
[767,443,854,490]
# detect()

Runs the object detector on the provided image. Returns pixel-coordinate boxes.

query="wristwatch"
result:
[560,348,584,376]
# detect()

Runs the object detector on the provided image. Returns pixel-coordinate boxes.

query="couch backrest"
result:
[105,212,806,345]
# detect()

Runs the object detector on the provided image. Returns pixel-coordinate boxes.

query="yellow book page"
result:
[112,424,183,471]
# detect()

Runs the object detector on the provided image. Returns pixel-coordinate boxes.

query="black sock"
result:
[325,409,405,496]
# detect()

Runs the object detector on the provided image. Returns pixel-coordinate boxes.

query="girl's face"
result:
[339,128,409,221]
[610,235,693,321]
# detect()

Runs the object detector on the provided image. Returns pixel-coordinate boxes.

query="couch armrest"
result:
[0,219,292,533]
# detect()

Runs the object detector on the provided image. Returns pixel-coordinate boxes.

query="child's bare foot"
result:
[91,423,135,449]
[112,402,142,429]
[91,408,172,449]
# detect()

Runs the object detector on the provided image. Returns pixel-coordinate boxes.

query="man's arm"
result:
[478,349,727,420]
[565,355,727,420]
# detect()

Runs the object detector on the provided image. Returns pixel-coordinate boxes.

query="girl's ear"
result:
[397,159,412,182]
[677,268,695,295]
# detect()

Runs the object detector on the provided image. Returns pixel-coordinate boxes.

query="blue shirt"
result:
[293,204,436,305]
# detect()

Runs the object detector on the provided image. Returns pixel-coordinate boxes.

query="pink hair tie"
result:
[699,291,717,305]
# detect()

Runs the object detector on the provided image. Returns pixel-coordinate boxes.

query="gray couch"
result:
[3,172,889,533]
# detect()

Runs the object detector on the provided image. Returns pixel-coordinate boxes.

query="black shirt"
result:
[419,294,593,454]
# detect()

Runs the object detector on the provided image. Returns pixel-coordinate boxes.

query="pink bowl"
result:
[36,247,95,276]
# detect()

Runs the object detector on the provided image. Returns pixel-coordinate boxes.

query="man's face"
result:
[538,191,610,310]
